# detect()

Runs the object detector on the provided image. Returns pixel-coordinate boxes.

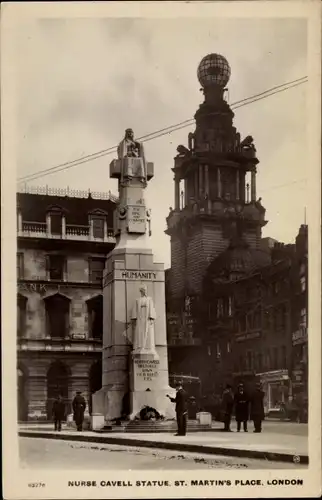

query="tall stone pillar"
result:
[92,130,175,426]
[251,170,256,202]
[236,170,240,201]
[217,167,222,198]
[198,164,203,198]
[174,178,180,210]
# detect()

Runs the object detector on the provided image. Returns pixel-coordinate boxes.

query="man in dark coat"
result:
[222,384,234,432]
[234,384,249,432]
[52,395,65,432]
[250,382,265,433]
[167,382,188,436]
[72,391,86,431]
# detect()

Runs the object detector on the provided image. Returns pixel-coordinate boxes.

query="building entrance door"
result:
[17,365,28,421]
[47,361,69,420]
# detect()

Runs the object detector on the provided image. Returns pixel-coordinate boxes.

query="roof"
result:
[207,238,271,283]
[17,192,116,226]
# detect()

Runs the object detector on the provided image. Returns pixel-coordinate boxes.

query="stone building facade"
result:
[17,187,116,421]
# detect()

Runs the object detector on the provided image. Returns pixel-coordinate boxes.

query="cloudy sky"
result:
[14,14,308,268]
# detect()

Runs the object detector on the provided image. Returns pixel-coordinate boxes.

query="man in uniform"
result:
[72,391,86,432]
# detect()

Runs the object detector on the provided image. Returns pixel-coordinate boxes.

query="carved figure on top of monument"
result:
[176,145,190,157]
[117,128,143,159]
[117,128,147,183]
[131,285,157,354]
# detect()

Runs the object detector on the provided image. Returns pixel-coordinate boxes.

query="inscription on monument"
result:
[128,205,146,233]
[122,271,156,280]
[134,359,160,382]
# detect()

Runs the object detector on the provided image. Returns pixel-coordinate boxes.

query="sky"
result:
[15,16,308,268]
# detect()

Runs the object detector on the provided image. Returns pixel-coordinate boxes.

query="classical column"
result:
[89,218,94,240]
[17,210,23,233]
[198,165,203,198]
[217,167,222,198]
[236,170,240,201]
[46,213,51,237]
[204,165,209,196]
[62,215,66,239]
[194,170,199,198]
[251,170,256,202]
[174,178,180,210]
[103,219,108,240]
[184,178,188,206]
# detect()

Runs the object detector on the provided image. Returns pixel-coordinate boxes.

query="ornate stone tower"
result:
[166,54,267,300]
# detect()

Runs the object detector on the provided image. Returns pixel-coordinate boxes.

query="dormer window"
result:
[51,213,62,236]
[92,216,105,239]
[88,209,108,240]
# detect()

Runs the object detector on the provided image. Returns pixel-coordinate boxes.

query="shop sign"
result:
[235,331,261,342]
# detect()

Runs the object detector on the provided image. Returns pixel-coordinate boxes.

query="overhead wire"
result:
[17,76,308,184]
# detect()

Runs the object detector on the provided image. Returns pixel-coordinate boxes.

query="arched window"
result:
[87,295,103,339]
[44,294,70,338]
[17,294,27,338]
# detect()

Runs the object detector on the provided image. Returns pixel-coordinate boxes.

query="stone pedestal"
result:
[92,247,175,423]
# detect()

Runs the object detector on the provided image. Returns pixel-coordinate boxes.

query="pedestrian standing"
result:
[250,382,265,433]
[222,384,234,432]
[167,382,188,436]
[234,384,249,432]
[52,394,65,432]
[72,391,86,431]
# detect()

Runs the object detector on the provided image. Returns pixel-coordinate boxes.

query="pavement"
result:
[19,436,306,470]
[19,420,308,465]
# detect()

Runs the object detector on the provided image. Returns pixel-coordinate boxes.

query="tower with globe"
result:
[166,54,267,390]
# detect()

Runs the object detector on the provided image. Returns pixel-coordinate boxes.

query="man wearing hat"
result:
[250,382,265,433]
[167,382,188,436]
[72,391,86,432]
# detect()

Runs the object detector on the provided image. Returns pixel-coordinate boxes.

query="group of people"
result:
[222,382,265,433]
[52,391,87,432]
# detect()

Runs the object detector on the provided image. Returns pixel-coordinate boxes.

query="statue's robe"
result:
[117,138,147,182]
[131,296,156,352]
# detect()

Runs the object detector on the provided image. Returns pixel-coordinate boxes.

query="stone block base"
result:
[130,388,176,420]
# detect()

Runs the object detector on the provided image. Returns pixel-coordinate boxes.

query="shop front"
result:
[257,369,290,415]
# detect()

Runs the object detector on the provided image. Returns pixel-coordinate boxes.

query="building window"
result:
[217,299,224,318]
[48,255,65,280]
[45,294,70,338]
[50,214,62,236]
[300,308,307,328]
[227,296,233,317]
[273,347,278,370]
[92,216,105,239]
[89,257,105,284]
[281,345,287,368]
[300,275,306,292]
[258,353,263,372]
[17,253,24,279]
[87,295,103,340]
[238,314,246,332]
[17,294,27,338]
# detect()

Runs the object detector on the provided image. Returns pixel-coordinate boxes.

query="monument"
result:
[92,128,175,427]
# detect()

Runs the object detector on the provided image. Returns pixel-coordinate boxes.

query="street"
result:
[19,437,305,470]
